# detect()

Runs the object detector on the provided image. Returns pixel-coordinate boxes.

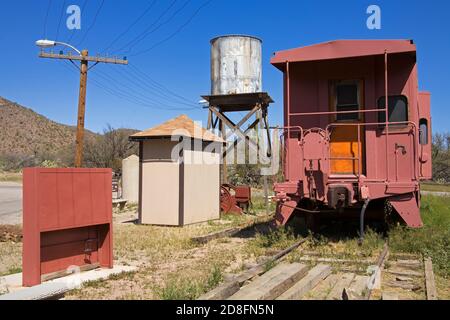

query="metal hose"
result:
[359,198,370,245]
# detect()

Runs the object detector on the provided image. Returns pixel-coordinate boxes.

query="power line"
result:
[108,66,199,108]
[130,0,213,57]
[55,0,67,40]
[43,0,53,38]
[112,0,179,54]
[120,0,191,55]
[91,74,199,111]
[101,0,157,54]
[127,64,198,105]
[76,0,106,47]
[67,0,88,43]
[92,68,200,110]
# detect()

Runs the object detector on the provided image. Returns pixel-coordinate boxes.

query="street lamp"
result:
[36,39,128,168]
[36,39,88,168]
[36,39,82,55]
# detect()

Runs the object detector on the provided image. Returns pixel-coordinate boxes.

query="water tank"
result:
[211,35,262,95]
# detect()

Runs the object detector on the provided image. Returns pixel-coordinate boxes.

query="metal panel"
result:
[211,35,262,95]
[22,168,113,287]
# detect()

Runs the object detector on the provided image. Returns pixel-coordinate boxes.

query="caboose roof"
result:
[271,39,416,70]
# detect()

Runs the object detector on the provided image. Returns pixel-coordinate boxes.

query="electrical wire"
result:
[67,0,88,43]
[112,0,179,54]
[60,60,198,112]
[129,0,212,57]
[43,0,53,39]
[115,64,200,106]
[55,0,67,40]
[91,76,199,111]
[122,0,192,54]
[128,64,198,105]
[92,68,200,110]
[106,66,200,108]
[76,0,106,47]
[101,0,157,54]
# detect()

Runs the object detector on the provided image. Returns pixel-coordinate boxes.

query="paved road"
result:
[0,182,22,225]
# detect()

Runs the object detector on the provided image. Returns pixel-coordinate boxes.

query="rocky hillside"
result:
[0,97,97,164]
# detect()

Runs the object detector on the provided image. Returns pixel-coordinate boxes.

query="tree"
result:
[432,132,450,183]
[83,124,139,172]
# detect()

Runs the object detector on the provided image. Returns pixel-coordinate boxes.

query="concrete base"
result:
[0,265,136,300]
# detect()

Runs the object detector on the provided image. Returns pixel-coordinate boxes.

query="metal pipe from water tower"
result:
[210,35,262,95]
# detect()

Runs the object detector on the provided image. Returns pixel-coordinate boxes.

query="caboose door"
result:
[329,80,365,176]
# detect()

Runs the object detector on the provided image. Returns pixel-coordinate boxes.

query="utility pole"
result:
[37,43,128,167]
[75,50,89,167]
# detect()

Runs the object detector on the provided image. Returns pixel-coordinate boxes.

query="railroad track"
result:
[198,238,438,300]
[191,214,275,244]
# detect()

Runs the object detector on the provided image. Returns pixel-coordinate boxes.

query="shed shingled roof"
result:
[130,114,224,142]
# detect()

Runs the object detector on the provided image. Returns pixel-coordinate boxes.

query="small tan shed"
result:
[130,115,223,226]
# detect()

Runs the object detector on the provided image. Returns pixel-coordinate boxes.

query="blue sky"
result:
[0,0,448,133]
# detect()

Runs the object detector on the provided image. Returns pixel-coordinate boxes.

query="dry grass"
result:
[0,171,22,183]
[1,193,448,300]
[421,183,450,193]
[65,210,278,300]
[0,241,21,276]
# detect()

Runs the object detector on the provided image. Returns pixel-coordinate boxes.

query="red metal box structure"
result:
[22,168,113,287]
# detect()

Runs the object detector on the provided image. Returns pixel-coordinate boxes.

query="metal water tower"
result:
[203,35,273,213]
[210,35,262,95]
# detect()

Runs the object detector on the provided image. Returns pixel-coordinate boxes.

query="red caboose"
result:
[271,40,432,236]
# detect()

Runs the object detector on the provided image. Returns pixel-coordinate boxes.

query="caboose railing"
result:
[275,121,419,184]
[281,50,419,184]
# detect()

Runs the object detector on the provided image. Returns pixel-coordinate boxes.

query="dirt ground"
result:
[65,211,277,300]
[0,196,448,300]
[0,225,22,242]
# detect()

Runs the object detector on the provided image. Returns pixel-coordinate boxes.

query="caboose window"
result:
[378,95,408,125]
[419,118,428,145]
[334,81,360,121]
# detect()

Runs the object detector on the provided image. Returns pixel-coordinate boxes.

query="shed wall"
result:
[139,139,220,226]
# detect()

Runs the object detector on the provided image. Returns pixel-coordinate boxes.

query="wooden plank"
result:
[192,227,242,244]
[199,237,306,299]
[343,275,370,300]
[390,259,422,271]
[326,273,355,300]
[302,273,340,300]
[296,256,373,265]
[39,52,128,65]
[386,280,421,291]
[233,236,307,284]
[228,263,309,300]
[424,257,438,300]
[197,281,240,300]
[385,269,423,278]
[191,215,274,244]
[277,264,332,300]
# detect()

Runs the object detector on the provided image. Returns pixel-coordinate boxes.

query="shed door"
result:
[329,80,365,175]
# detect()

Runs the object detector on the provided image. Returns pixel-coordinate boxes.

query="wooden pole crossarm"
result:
[38,52,128,65]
